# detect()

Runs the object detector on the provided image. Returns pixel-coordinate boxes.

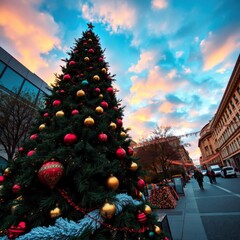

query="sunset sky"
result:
[0,0,240,164]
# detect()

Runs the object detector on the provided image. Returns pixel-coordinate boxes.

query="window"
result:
[20,80,39,103]
[233,94,239,103]
[0,61,6,76]
[230,100,235,109]
[36,90,46,108]
[0,67,24,94]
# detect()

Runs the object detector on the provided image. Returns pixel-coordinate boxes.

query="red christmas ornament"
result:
[94,87,101,93]
[127,147,134,156]
[64,133,77,145]
[116,147,126,159]
[99,57,103,62]
[69,60,76,65]
[0,175,5,184]
[98,133,108,142]
[53,100,61,106]
[116,118,123,127]
[7,221,26,239]
[38,161,64,189]
[88,48,94,53]
[63,74,71,80]
[107,87,114,94]
[60,89,65,93]
[71,109,79,115]
[18,147,23,152]
[137,178,145,191]
[113,106,118,111]
[12,184,21,193]
[27,150,35,157]
[137,212,147,225]
[101,101,108,109]
[74,49,78,53]
[30,134,37,141]
[88,66,93,70]
[43,112,49,117]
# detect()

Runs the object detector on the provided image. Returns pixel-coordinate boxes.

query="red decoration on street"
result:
[107,87,114,94]
[100,101,108,109]
[64,133,77,145]
[71,109,79,115]
[94,87,101,93]
[30,134,37,141]
[137,212,147,225]
[69,60,76,65]
[116,118,123,127]
[12,184,21,193]
[127,147,134,156]
[7,221,26,239]
[116,147,126,159]
[98,133,108,142]
[43,112,49,117]
[137,178,145,191]
[38,161,64,189]
[0,175,5,184]
[27,150,35,157]
[53,100,61,106]
[63,74,71,80]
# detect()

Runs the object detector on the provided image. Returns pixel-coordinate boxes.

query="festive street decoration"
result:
[38,161,64,189]
[116,147,126,159]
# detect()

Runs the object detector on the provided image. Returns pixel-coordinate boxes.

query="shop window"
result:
[0,67,24,94]
[36,90,46,109]
[0,61,6,76]
[20,80,39,103]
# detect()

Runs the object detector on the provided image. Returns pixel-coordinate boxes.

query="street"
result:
[192,175,240,240]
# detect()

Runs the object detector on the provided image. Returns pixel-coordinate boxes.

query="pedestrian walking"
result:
[211,169,217,183]
[206,169,213,184]
[194,169,204,190]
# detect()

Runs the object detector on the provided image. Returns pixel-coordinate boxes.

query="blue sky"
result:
[0,0,240,164]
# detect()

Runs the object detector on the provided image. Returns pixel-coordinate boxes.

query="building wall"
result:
[0,47,50,162]
[198,55,240,169]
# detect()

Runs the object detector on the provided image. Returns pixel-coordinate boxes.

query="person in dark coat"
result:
[210,169,217,183]
[194,169,204,190]
[206,169,213,184]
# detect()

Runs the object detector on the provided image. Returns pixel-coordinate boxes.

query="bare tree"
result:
[135,126,182,180]
[0,91,38,160]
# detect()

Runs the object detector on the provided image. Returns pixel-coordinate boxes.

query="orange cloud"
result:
[151,0,168,9]
[201,32,240,71]
[0,0,61,85]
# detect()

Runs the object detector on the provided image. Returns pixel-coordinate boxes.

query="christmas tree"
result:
[0,23,166,240]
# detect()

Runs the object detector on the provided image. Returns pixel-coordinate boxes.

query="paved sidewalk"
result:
[154,180,207,240]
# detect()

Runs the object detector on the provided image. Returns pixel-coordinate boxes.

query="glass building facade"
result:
[0,47,50,108]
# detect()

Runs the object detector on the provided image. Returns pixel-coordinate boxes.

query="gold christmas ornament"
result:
[84,116,95,126]
[107,175,119,191]
[84,57,90,61]
[95,106,104,114]
[88,38,92,42]
[138,192,143,199]
[50,207,61,218]
[93,75,100,81]
[99,94,103,98]
[120,131,126,137]
[76,89,85,97]
[144,205,152,215]
[39,124,46,131]
[109,122,117,130]
[100,202,116,219]
[3,167,11,177]
[154,225,161,235]
[11,204,19,214]
[101,68,107,73]
[55,110,64,117]
[130,162,138,171]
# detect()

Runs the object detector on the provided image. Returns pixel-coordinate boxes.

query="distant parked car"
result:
[221,166,237,178]
[210,165,221,176]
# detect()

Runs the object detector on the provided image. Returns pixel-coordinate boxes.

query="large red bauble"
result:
[7,221,26,239]
[94,87,101,93]
[12,184,21,193]
[88,48,94,53]
[64,133,77,145]
[30,134,37,141]
[27,150,35,157]
[43,113,49,117]
[38,161,64,189]
[63,74,71,80]
[107,87,114,94]
[0,175,5,184]
[71,109,79,115]
[99,57,103,62]
[116,118,123,127]
[137,178,145,190]
[137,212,147,225]
[18,147,23,152]
[127,147,134,156]
[53,100,61,106]
[98,133,108,142]
[116,147,126,159]
[101,101,108,109]
[69,61,76,65]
